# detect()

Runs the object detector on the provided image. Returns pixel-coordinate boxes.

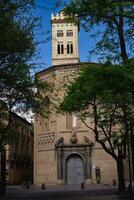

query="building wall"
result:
[6,115,33,185]
[91,145,117,185]
[34,64,117,186]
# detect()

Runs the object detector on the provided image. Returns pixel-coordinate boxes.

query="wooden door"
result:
[67,155,84,184]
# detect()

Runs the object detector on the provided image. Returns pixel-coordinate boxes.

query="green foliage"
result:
[64,0,134,63]
[59,0,134,191]
[0,0,51,149]
[60,61,134,157]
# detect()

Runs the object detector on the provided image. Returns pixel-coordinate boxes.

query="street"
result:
[0,185,131,200]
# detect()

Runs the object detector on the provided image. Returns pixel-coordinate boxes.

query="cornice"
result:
[36,62,98,77]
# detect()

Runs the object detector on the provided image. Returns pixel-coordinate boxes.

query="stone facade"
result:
[34,64,117,186]
[34,11,117,186]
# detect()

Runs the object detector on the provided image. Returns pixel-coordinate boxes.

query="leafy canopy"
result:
[0,0,51,149]
[60,61,134,113]
[63,0,134,63]
[60,61,134,157]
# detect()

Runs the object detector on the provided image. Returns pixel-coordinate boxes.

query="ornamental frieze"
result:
[38,132,55,151]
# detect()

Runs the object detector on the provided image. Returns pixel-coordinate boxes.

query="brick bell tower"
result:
[51,11,79,66]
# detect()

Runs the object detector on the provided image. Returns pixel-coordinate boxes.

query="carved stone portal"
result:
[55,137,93,184]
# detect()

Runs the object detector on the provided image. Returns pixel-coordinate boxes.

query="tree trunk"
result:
[0,149,6,196]
[117,6,128,63]
[116,158,126,193]
[130,126,134,197]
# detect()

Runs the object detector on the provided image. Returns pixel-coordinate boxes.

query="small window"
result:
[43,96,50,113]
[66,30,73,37]
[61,44,64,54]
[66,113,72,129]
[67,43,73,54]
[57,44,60,54]
[45,120,49,130]
[57,44,64,55]
[57,30,64,37]
[67,44,70,54]
[71,44,73,54]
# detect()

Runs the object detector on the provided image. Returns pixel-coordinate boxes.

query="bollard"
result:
[81,182,84,189]
[26,181,30,189]
[42,182,46,190]
[112,179,116,186]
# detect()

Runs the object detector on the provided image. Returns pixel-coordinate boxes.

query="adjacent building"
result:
[6,113,33,185]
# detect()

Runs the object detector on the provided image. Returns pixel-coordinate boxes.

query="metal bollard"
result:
[26,181,30,189]
[112,179,116,186]
[42,182,46,190]
[81,182,84,189]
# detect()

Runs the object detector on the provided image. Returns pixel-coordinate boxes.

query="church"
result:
[34,11,117,186]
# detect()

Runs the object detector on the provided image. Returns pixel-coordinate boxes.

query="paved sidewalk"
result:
[1,184,130,200]
[6,183,117,192]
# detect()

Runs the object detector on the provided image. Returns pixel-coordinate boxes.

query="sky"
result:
[34,0,97,72]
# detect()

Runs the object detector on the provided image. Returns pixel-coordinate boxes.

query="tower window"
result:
[67,44,70,54]
[57,43,64,54]
[57,44,60,54]
[71,44,73,54]
[66,30,73,37]
[57,30,64,37]
[61,44,64,54]
[67,43,73,54]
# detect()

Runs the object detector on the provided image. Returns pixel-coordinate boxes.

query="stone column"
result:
[57,148,62,179]
[57,148,64,185]
[85,146,92,184]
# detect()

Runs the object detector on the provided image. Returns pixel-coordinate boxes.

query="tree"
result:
[57,0,134,192]
[0,0,52,149]
[0,1,52,194]
[60,60,134,192]
[63,0,134,64]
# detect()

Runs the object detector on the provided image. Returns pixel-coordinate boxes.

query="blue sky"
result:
[34,0,97,71]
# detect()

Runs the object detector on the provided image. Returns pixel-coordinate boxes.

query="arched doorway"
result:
[66,154,84,185]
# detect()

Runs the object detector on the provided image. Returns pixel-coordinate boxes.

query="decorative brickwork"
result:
[38,133,55,151]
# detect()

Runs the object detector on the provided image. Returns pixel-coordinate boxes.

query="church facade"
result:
[34,11,117,186]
